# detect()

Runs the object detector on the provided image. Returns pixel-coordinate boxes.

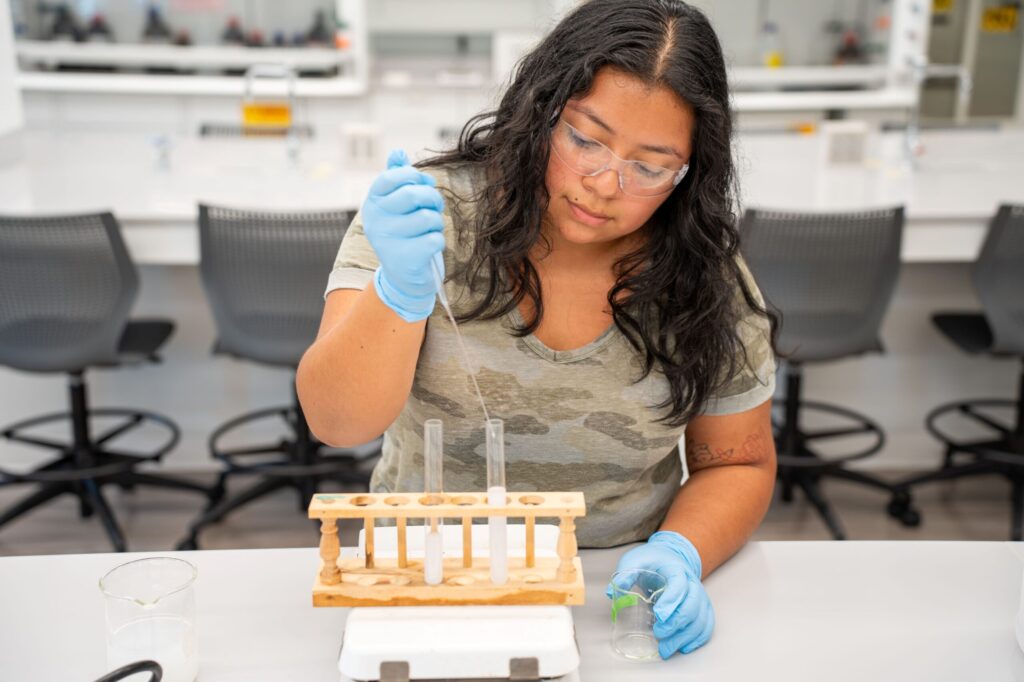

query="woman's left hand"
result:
[606,531,715,659]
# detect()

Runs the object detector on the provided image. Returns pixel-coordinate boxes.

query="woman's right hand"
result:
[363,149,446,323]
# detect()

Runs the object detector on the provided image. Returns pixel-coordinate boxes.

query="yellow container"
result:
[241,101,292,128]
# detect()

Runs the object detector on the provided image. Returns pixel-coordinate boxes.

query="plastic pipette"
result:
[431,254,491,426]
[386,146,488,423]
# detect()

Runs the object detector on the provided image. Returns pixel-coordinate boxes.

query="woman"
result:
[298,0,777,659]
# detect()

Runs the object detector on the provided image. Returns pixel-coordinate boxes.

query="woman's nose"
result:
[582,167,621,198]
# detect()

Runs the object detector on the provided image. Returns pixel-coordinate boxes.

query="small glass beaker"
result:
[610,568,667,661]
[99,557,198,682]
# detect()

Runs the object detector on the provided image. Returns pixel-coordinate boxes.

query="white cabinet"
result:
[13,0,368,98]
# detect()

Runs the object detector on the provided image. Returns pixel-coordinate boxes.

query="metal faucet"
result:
[904,55,974,162]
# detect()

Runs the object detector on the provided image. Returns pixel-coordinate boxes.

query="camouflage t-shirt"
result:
[325,163,775,548]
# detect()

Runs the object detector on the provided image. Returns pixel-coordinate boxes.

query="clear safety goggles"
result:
[550,119,689,197]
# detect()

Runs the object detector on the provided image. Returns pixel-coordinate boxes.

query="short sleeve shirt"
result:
[325,163,775,547]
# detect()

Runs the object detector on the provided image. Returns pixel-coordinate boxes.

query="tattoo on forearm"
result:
[686,443,732,465]
[686,429,770,467]
[740,431,768,461]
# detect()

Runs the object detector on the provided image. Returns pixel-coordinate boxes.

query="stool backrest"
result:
[0,212,137,372]
[741,207,904,363]
[974,204,1024,355]
[198,204,354,367]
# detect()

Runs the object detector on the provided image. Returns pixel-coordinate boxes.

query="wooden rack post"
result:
[462,514,473,568]
[397,517,408,568]
[556,516,577,583]
[525,516,535,569]
[318,518,341,586]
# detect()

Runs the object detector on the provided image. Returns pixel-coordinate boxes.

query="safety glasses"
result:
[550,119,689,197]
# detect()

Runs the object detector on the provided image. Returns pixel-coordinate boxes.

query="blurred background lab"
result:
[1,0,1023,555]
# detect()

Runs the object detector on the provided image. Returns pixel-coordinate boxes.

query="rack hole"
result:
[451,495,477,506]
[419,494,445,506]
[384,496,410,506]
[447,575,475,586]
[522,574,543,584]
[519,495,544,506]
[350,495,373,507]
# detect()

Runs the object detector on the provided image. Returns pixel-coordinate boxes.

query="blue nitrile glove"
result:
[606,531,715,659]
[363,149,446,323]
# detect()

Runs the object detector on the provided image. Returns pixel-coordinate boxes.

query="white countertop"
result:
[18,71,370,97]
[1,127,1022,264]
[0,541,1022,681]
[732,86,915,112]
[737,128,1024,221]
[16,41,354,71]
[19,66,901,108]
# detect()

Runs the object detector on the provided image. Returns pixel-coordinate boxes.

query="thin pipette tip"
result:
[431,256,451,315]
[431,259,491,425]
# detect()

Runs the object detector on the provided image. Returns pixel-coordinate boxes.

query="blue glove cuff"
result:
[648,531,703,579]
[373,267,436,323]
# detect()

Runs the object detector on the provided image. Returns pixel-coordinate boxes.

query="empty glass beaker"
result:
[610,568,666,661]
[99,557,198,682]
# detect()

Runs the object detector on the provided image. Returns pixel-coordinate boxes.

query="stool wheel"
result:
[175,535,198,551]
[887,490,921,527]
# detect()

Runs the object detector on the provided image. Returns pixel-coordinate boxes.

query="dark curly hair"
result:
[419,0,776,427]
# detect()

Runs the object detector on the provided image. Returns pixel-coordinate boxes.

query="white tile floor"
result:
[0,469,1017,557]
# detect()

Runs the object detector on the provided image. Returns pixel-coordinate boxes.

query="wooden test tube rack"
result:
[309,491,586,607]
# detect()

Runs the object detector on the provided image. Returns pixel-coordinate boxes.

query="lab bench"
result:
[0,540,1021,680]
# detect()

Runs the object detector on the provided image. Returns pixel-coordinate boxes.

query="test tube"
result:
[424,419,444,586]
[486,418,508,585]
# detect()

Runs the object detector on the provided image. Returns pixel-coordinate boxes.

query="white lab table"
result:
[1,128,1022,264]
[1,541,1022,681]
